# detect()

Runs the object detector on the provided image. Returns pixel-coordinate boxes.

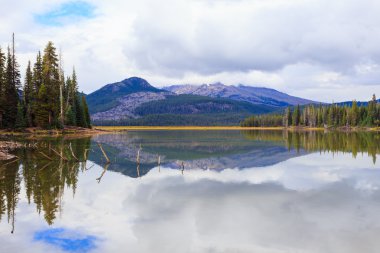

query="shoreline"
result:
[93,126,380,132]
[0,127,107,137]
[0,126,379,135]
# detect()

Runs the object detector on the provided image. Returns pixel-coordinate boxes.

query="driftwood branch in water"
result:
[157,154,161,172]
[51,148,68,161]
[97,143,110,164]
[84,149,91,161]
[39,152,53,161]
[96,163,109,183]
[1,157,19,167]
[136,145,142,177]
[69,142,79,161]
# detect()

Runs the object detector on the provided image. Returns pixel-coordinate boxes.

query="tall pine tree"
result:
[24,61,34,127]
[0,47,5,128]
[41,42,60,127]
[3,44,20,128]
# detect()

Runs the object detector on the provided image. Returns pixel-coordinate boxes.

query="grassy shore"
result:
[1,126,378,135]
[94,126,285,131]
[94,126,380,132]
[0,127,105,136]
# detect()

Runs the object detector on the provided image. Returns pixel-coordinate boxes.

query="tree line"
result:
[0,34,90,129]
[241,95,380,128]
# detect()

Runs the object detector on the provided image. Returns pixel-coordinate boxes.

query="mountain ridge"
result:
[163,82,315,107]
[87,77,317,125]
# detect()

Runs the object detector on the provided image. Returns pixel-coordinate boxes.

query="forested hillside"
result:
[0,35,90,129]
[241,95,380,128]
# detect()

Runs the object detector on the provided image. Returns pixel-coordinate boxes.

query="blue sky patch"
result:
[35,1,95,26]
[34,228,97,252]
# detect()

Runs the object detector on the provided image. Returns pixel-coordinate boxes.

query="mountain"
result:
[164,82,314,107]
[88,77,282,125]
[87,77,317,125]
[87,77,163,114]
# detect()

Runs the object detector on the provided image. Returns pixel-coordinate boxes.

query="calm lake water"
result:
[0,130,379,253]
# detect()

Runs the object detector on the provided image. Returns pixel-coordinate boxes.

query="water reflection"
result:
[0,130,379,253]
[0,137,91,230]
[92,130,379,177]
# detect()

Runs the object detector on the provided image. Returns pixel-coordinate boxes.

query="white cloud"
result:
[1,0,380,102]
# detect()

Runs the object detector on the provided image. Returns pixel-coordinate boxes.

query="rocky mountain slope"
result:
[164,83,314,107]
[87,77,163,114]
[87,77,316,125]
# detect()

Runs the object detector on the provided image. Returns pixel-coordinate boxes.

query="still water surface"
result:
[0,130,379,253]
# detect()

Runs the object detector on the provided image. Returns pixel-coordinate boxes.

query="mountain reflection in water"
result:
[0,130,379,253]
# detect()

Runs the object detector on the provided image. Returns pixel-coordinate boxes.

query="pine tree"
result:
[3,46,20,128]
[351,100,358,126]
[33,51,43,92]
[367,94,377,126]
[75,95,86,127]
[24,61,34,127]
[82,95,91,128]
[65,106,76,126]
[0,47,5,128]
[35,83,50,128]
[292,105,300,126]
[15,101,26,129]
[42,42,60,127]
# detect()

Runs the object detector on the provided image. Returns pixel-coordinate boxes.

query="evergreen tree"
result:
[367,94,377,126]
[292,104,300,126]
[3,46,20,128]
[351,100,358,126]
[75,95,86,127]
[42,42,60,127]
[33,51,43,92]
[82,95,91,128]
[65,106,76,126]
[35,84,50,128]
[24,61,34,126]
[0,47,5,128]
[15,101,26,129]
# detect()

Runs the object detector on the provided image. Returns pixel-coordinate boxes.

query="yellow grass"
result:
[94,126,380,132]
[94,126,285,131]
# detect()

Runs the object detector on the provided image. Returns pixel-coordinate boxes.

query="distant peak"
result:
[122,76,148,82]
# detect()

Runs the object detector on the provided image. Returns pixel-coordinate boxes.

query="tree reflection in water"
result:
[0,130,379,230]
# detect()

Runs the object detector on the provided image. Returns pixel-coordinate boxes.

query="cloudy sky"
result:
[1,0,380,102]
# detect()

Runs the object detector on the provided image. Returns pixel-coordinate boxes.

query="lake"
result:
[0,130,379,253]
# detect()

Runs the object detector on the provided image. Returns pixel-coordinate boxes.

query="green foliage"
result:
[65,106,76,126]
[0,47,5,128]
[292,104,300,126]
[75,95,87,128]
[240,114,283,127]
[15,102,27,129]
[82,96,91,128]
[3,46,20,128]
[0,37,91,130]
[242,95,380,128]
[35,83,50,128]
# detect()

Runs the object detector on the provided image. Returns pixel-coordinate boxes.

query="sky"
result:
[0,0,380,102]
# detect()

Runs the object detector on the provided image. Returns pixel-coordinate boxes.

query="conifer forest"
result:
[0,35,91,130]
